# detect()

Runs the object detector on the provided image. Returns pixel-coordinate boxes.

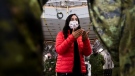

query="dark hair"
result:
[63,14,81,39]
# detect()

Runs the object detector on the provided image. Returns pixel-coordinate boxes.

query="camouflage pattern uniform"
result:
[89,53,105,76]
[87,0,135,76]
[120,0,135,76]
[43,58,56,76]
[0,0,47,76]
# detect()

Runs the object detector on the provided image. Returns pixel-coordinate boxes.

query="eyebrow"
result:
[71,18,78,20]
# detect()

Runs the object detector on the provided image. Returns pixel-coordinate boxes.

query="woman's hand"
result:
[72,29,83,38]
[82,31,89,41]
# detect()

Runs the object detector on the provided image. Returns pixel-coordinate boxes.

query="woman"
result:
[55,14,92,76]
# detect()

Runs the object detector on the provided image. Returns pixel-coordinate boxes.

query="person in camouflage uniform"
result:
[43,54,56,76]
[89,48,105,76]
[43,53,56,76]
[87,0,135,76]
[0,0,48,76]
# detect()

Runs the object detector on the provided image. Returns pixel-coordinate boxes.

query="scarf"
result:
[72,40,81,75]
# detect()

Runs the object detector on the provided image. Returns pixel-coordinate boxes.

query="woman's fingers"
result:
[72,29,84,38]
[73,28,75,32]
[74,29,83,37]
[86,31,89,35]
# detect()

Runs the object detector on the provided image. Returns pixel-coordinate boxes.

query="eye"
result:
[71,18,74,21]
[75,18,78,21]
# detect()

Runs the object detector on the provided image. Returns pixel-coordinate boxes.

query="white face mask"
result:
[69,21,79,29]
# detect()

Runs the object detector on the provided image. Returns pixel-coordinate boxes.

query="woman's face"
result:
[69,15,79,30]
